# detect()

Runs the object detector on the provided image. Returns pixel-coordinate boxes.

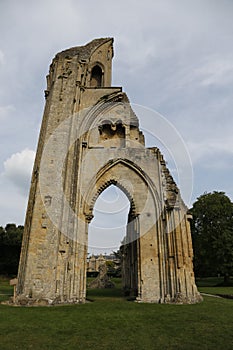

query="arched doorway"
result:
[87,184,140,297]
[88,185,130,254]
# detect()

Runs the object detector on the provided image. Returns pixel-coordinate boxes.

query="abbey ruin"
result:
[15,38,201,305]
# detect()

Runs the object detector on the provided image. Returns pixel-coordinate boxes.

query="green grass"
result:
[0,277,233,350]
[196,276,233,296]
[87,277,123,301]
[0,275,13,302]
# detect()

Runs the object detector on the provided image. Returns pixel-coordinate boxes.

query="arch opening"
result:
[87,184,139,298]
[88,185,130,254]
[90,65,103,87]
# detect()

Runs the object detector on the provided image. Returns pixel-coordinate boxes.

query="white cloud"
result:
[0,182,28,226]
[187,138,233,169]
[195,56,233,87]
[2,149,35,195]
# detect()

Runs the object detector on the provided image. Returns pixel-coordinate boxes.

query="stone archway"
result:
[82,159,155,300]
[15,38,202,305]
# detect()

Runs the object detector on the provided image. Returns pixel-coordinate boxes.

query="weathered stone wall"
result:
[16,38,202,305]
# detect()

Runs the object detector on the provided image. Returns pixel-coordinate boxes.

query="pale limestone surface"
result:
[16,38,202,305]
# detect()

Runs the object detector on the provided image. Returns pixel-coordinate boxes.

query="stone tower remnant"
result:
[16,38,201,305]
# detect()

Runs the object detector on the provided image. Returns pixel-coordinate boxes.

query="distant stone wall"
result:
[87,254,106,272]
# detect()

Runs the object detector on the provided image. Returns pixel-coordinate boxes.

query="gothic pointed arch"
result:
[83,157,161,223]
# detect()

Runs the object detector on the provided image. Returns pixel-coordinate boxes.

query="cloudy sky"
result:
[0,0,233,252]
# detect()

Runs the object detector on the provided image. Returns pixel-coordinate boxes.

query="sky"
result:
[0,0,233,252]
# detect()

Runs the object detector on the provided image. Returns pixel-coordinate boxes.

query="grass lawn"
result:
[196,276,233,296]
[0,276,13,302]
[0,277,233,350]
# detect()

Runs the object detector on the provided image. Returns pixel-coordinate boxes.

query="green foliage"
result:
[106,260,117,276]
[111,249,122,277]
[191,191,233,282]
[86,271,98,278]
[0,224,23,275]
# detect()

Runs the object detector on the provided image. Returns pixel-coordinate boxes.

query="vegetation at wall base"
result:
[1,277,233,350]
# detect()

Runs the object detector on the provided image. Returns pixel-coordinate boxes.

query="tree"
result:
[0,224,23,275]
[190,191,233,284]
[106,260,116,276]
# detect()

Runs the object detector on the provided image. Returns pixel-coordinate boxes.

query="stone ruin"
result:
[88,264,115,289]
[13,38,202,305]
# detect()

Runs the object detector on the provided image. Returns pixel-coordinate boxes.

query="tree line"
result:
[0,191,233,284]
[190,191,233,284]
[0,224,23,275]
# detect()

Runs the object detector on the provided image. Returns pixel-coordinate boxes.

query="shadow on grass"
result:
[0,276,233,349]
[196,276,233,298]
[86,277,127,302]
[0,276,13,303]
